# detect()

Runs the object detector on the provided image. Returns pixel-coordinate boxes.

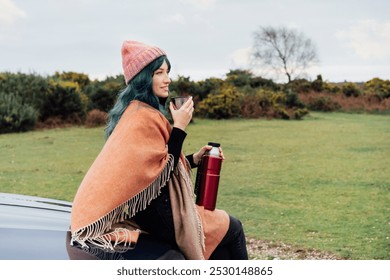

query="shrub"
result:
[286,79,312,93]
[196,85,243,119]
[195,78,225,101]
[249,76,279,90]
[85,109,108,128]
[293,108,310,120]
[305,95,341,112]
[0,92,38,133]
[342,82,361,97]
[40,80,87,122]
[364,78,390,99]
[311,75,324,92]
[170,76,201,100]
[241,89,278,118]
[52,71,91,90]
[240,94,263,118]
[225,69,253,87]
[0,72,48,111]
[284,90,305,108]
[323,83,341,94]
[86,84,117,112]
[240,89,308,119]
[35,116,70,129]
[298,91,390,114]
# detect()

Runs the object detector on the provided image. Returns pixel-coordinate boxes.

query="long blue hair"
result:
[105,55,171,139]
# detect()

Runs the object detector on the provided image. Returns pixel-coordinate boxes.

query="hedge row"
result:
[1,70,389,134]
[0,72,121,133]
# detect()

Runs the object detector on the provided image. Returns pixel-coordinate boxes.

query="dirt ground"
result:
[247,238,343,260]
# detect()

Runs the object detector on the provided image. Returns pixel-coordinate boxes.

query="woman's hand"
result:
[193,145,225,166]
[169,97,194,131]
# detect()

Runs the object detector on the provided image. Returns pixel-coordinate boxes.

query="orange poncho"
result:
[70,101,229,259]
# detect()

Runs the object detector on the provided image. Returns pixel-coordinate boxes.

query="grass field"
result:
[0,112,389,259]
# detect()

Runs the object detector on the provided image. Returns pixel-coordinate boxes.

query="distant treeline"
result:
[0,70,389,134]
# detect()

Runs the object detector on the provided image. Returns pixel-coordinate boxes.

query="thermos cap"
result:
[208,142,220,147]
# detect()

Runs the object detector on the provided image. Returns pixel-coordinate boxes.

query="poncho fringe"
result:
[70,154,174,250]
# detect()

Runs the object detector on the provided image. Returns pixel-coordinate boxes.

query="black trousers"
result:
[133,186,248,260]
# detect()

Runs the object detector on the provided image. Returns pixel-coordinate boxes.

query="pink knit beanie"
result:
[121,40,166,84]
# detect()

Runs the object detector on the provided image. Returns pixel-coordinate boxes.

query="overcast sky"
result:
[1,0,389,83]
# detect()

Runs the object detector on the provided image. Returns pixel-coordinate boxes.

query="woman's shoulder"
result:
[129,100,160,115]
[126,100,169,125]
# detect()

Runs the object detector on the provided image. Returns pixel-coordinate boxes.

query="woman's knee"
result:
[229,215,245,236]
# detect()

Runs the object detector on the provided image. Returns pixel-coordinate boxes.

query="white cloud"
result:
[0,0,26,25]
[179,0,217,10]
[336,20,390,60]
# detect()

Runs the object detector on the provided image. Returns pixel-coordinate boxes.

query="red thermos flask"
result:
[195,142,223,211]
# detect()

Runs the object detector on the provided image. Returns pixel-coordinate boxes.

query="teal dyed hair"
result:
[105,55,171,139]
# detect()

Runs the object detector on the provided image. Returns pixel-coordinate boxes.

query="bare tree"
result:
[251,26,318,83]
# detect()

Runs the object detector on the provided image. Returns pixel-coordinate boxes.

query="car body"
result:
[0,192,184,260]
[0,192,72,260]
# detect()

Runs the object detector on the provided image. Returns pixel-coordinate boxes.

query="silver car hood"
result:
[0,193,184,260]
[0,192,72,260]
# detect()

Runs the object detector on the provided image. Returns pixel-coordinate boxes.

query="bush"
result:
[52,71,91,90]
[323,83,341,94]
[311,75,324,92]
[342,82,361,97]
[0,72,48,111]
[196,85,243,119]
[195,78,225,101]
[284,90,305,108]
[0,92,38,133]
[249,76,279,90]
[240,89,308,119]
[240,94,263,118]
[305,95,341,112]
[286,79,312,93]
[293,108,310,120]
[40,80,87,122]
[225,69,253,87]
[169,76,201,100]
[364,78,390,99]
[85,109,108,128]
[298,91,390,114]
[86,83,117,112]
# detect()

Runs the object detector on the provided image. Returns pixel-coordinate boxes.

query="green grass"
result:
[1,112,389,259]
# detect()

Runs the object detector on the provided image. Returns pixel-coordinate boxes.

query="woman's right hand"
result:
[169,97,194,131]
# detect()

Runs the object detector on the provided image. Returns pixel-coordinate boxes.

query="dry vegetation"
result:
[299,92,390,113]
[247,238,342,260]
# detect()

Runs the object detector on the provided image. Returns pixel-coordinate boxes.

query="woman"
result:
[70,40,248,260]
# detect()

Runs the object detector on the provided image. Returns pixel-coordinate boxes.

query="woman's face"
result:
[152,60,171,98]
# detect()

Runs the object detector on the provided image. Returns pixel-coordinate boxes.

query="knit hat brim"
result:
[121,41,166,84]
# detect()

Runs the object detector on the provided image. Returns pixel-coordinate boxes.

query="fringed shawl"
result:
[70,100,229,259]
[169,159,229,260]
